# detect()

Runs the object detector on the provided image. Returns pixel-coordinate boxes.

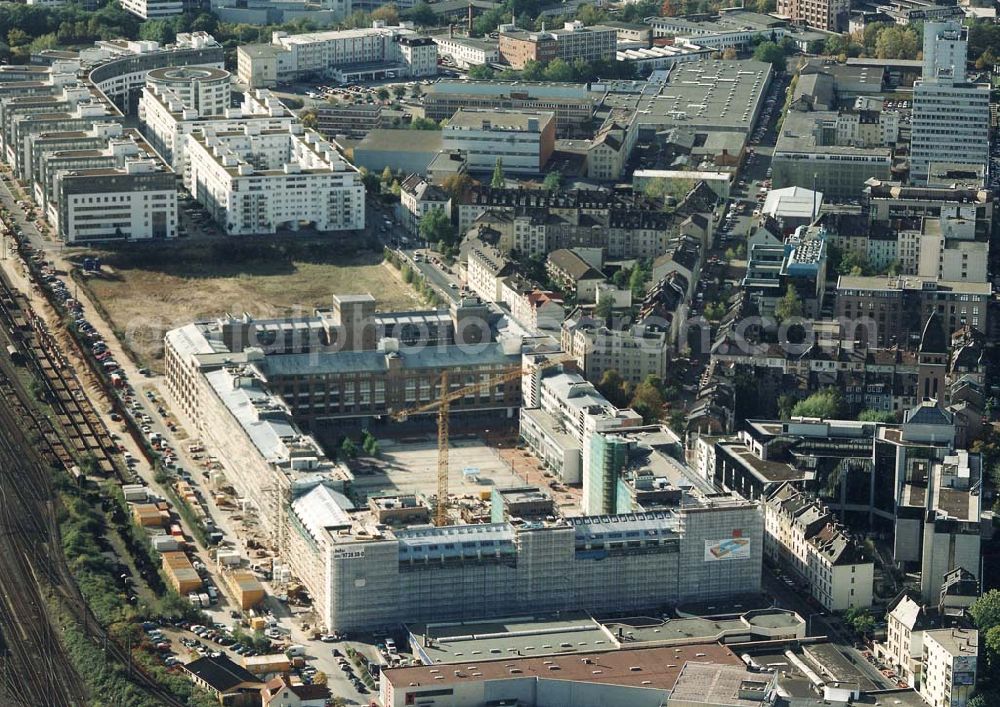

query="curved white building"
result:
[146,66,231,118]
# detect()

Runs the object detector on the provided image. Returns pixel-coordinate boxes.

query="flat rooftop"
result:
[775,109,893,157]
[355,128,443,153]
[409,613,613,664]
[670,662,773,707]
[385,642,743,692]
[346,437,524,504]
[676,595,773,617]
[836,274,992,295]
[719,441,805,483]
[446,108,554,132]
[275,25,413,46]
[593,60,771,132]
[426,79,592,100]
[603,609,803,646]
[256,342,519,378]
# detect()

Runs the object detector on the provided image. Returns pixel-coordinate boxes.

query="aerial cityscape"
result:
[0,1,998,706]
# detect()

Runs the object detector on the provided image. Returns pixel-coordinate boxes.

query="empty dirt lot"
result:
[75,241,421,370]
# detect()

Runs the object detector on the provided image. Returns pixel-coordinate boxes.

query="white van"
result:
[285,644,306,657]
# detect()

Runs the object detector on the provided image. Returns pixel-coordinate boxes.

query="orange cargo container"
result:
[161,551,202,594]
[132,503,169,527]
[222,569,266,610]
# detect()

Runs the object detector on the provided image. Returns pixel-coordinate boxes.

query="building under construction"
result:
[163,294,762,631]
[289,482,762,631]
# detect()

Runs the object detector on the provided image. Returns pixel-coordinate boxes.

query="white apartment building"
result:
[895,214,988,283]
[442,108,555,175]
[84,32,224,115]
[237,23,437,88]
[763,483,874,612]
[500,281,564,332]
[139,86,295,182]
[187,124,364,235]
[834,108,899,148]
[30,122,126,207]
[398,174,450,235]
[433,36,500,68]
[561,315,669,385]
[520,368,642,501]
[145,66,231,118]
[920,629,978,707]
[119,0,184,19]
[884,594,930,687]
[56,158,177,243]
[910,22,990,183]
[36,131,146,216]
[466,240,514,303]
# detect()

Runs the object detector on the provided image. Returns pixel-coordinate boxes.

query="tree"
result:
[300,109,317,129]
[773,284,803,323]
[406,2,438,26]
[704,301,726,321]
[660,0,678,16]
[419,207,455,246]
[598,370,630,407]
[629,260,651,299]
[380,165,393,184]
[844,607,875,637]
[858,409,895,423]
[521,60,545,81]
[468,64,495,79]
[643,177,695,206]
[542,170,562,191]
[392,84,406,100]
[543,58,575,82]
[410,84,423,99]
[595,297,613,320]
[139,18,175,44]
[722,47,737,60]
[753,41,787,71]
[191,12,218,33]
[491,158,505,188]
[359,167,380,195]
[29,33,57,52]
[778,394,797,420]
[576,4,605,25]
[376,87,390,102]
[791,388,843,419]
[7,28,28,47]
[440,173,474,200]
[409,117,441,130]
[875,26,919,59]
[371,3,399,24]
[630,375,666,424]
[970,590,1000,634]
[340,437,358,459]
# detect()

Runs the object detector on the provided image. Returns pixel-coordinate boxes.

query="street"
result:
[762,567,895,690]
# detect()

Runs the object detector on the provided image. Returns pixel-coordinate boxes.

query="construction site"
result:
[160,293,764,633]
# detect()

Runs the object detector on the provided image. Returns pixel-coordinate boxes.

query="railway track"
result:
[0,370,89,705]
[0,264,190,705]
[0,274,116,476]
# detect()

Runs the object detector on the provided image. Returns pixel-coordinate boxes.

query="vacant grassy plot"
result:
[77,241,420,370]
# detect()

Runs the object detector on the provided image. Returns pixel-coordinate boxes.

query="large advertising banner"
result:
[705,537,751,561]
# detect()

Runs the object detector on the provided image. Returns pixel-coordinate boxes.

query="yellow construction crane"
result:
[391,352,574,526]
